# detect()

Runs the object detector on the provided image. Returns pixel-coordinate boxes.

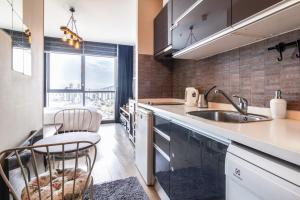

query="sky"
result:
[50,53,115,90]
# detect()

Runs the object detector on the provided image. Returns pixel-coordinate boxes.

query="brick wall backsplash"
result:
[138,54,173,98]
[173,29,300,110]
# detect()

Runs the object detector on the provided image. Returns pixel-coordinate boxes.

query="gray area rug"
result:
[85,177,150,200]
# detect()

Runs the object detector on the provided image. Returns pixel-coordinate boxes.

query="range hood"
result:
[173,0,300,60]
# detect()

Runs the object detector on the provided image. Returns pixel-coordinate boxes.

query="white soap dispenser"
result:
[270,90,287,119]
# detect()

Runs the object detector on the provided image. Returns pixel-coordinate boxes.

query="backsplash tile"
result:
[138,54,173,98]
[173,29,300,110]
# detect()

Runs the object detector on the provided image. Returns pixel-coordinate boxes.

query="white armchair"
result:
[44,107,102,133]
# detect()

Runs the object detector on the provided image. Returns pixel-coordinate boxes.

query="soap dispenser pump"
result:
[270,90,287,119]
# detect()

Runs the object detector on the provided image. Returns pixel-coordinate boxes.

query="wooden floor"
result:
[92,123,160,200]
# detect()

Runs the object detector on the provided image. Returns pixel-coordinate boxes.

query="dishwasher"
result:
[135,107,154,185]
[226,143,300,200]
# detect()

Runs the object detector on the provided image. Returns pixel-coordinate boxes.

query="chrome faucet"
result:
[214,89,248,115]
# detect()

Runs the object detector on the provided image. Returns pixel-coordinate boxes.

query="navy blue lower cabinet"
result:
[170,122,228,200]
[170,122,191,200]
[154,146,171,197]
[154,115,171,136]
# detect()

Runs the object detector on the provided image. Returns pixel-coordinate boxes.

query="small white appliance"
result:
[226,144,300,200]
[185,87,199,106]
[135,107,154,185]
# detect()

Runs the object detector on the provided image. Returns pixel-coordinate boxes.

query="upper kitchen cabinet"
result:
[174,0,300,60]
[154,2,172,58]
[172,0,198,23]
[172,0,231,52]
[232,0,282,24]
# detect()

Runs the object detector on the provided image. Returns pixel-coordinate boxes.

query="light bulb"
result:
[68,39,74,46]
[74,41,80,49]
[62,34,68,42]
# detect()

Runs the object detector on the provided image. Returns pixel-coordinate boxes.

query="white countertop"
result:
[138,100,300,166]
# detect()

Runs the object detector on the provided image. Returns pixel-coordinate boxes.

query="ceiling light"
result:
[60,7,82,48]
[62,34,68,42]
[68,38,74,46]
[74,40,80,49]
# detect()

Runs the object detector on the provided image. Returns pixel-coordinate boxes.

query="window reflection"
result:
[12,47,31,76]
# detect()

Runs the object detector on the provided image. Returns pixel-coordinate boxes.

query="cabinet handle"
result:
[154,128,170,141]
[154,144,170,162]
[171,119,230,145]
[170,23,178,31]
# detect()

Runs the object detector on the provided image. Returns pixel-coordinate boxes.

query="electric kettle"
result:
[185,87,199,106]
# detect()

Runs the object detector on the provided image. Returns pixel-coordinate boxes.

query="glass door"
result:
[47,53,83,107]
[46,52,117,121]
[84,55,116,120]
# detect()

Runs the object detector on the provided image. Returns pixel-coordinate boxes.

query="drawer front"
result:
[154,146,170,197]
[169,122,227,200]
[153,115,171,136]
[154,129,170,157]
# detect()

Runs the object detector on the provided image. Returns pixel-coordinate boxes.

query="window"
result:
[85,56,115,91]
[13,47,32,76]
[47,93,83,107]
[85,56,116,120]
[46,53,116,121]
[49,53,81,90]
[12,48,24,73]
[85,92,115,120]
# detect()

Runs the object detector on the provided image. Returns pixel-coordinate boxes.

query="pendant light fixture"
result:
[60,7,82,49]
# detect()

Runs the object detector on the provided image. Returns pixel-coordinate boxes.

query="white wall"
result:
[0,0,44,151]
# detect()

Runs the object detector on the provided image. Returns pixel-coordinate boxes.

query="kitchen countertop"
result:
[138,100,300,166]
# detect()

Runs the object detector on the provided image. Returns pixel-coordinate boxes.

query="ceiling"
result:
[44,0,137,45]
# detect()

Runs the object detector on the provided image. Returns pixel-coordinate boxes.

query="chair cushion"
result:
[21,168,90,200]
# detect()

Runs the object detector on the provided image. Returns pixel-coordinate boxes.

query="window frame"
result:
[45,52,117,122]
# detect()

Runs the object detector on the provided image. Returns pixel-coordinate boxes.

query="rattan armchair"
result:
[0,141,97,200]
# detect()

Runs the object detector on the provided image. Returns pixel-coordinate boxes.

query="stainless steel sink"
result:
[187,110,271,123]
